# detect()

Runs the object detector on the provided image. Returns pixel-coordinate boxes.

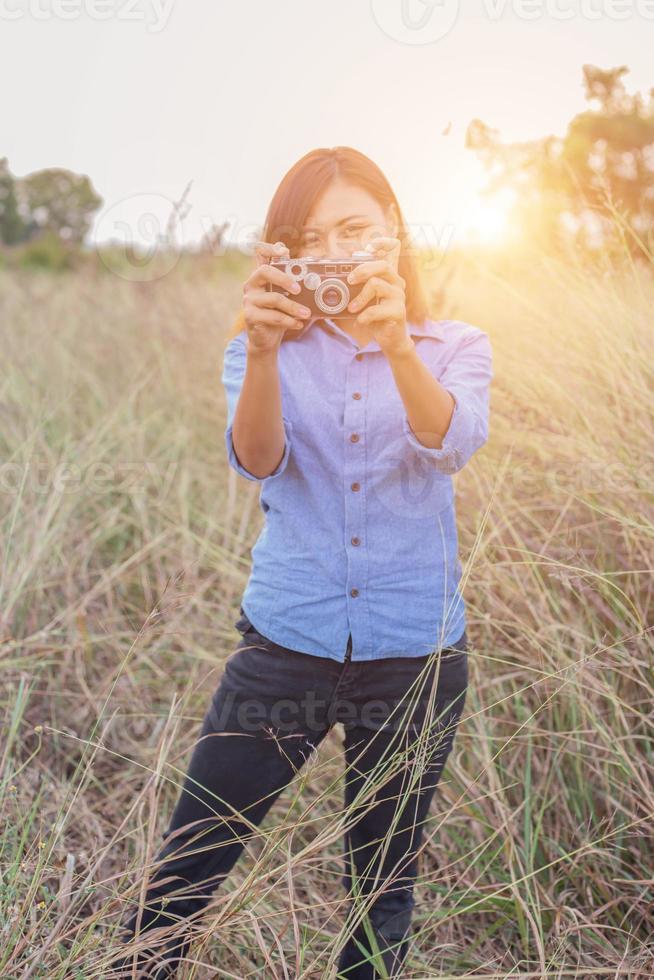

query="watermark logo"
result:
[368,433,454,520]
[370,0,460,44]
[95,193,186,282]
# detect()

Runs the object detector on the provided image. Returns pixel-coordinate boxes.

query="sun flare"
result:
[460,189,515,246]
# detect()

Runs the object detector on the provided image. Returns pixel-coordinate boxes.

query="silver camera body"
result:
[266,251,379,319]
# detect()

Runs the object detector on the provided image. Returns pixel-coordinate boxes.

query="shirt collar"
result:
[292,316,447,349]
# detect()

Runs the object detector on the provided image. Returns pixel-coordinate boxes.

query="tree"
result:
[0,157,27,245]
[466,65,654,254]
[18,167,103,245]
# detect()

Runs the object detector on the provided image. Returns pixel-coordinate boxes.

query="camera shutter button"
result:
[304,272,321,291]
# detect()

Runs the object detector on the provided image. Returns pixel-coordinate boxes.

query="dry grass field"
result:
[1,242,653,978]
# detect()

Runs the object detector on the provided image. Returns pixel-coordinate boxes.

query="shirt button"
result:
[350,588,359,597]
[351,536,360,546]
[351,482,360,492]
[352,392,361,400]
[350,433,360,443]
[355,353,363,361]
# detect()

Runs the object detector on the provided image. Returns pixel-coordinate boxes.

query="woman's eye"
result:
[344,225,366,237]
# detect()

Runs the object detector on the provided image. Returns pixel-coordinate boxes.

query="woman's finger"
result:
[347,259,404,288]
[245,261,302,293]
[364,236,400,252]
[247,288,312,320]
[253,240,290,268]
[348,275,397,314]
[363,236,402,271]
[355,298,405,328]
[244,304,304,332]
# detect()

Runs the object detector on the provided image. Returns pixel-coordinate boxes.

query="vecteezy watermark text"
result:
[484,0,654,20]
[206,688,464,735]
[370,0,654,45]
[0,457,178,501]
[0,0,174,32]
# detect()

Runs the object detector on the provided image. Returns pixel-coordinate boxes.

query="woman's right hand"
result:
[242,241,313,354]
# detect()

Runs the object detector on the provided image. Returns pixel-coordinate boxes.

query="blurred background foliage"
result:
[466,64,654,256]
[2,64,653,273]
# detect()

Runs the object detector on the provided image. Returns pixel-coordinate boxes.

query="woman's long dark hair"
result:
[228,146,429,341]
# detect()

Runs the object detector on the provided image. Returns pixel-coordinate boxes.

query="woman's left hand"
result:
[346,237,414,357]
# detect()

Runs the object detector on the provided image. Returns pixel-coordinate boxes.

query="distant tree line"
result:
[0,158,102,247]
[466,64,654,256]
[3,64,653,266]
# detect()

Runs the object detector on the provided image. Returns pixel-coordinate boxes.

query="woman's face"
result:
[297,178,398,260]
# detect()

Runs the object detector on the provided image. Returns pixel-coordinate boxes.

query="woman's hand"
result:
[242,241,313,354]
[345,237,413,357]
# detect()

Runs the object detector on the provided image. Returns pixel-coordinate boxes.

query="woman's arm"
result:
[344,238,492,476]
[387,326,493,474]
[231,345,287,480]
[222,240,309,482]
[386,339,456,449]
[222,334,295,483]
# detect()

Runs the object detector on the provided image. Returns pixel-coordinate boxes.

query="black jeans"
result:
[118,610,469,979]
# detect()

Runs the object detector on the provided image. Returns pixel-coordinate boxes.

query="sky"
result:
[1,0,653,248]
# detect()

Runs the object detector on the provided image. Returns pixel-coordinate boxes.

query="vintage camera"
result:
[266,250,379,319]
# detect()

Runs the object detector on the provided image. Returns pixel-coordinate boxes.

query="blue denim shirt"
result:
[222,316,493,662]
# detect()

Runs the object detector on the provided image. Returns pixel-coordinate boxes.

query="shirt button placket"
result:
[345,351,366,658]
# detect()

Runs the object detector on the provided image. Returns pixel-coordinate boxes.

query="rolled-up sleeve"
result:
[402,327,493,474]
[221,333,294,482]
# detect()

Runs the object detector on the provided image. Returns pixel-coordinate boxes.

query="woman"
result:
[112,146,493,978]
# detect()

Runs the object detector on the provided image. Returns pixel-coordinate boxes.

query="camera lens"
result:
[315,278,349,315]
